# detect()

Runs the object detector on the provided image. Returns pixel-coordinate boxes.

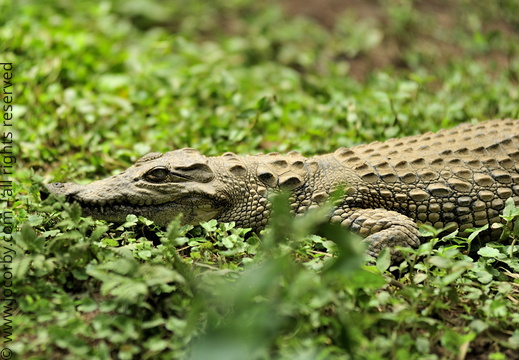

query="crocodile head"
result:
[43,148,229,226]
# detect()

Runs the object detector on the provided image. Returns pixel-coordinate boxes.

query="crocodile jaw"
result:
[44,181,224,226]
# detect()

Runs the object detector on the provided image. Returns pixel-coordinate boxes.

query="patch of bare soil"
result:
[281,0,518,80]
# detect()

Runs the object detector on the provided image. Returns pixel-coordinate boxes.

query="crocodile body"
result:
[45,119,519,258]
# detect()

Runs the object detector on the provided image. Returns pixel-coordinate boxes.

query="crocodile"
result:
[44,119,519,258]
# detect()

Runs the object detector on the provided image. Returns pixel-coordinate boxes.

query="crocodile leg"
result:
[331,207,421,258]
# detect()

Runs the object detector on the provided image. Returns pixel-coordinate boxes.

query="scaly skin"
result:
[44,119,519,258]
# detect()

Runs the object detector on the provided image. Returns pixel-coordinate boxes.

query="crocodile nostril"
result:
[41,183,66,200]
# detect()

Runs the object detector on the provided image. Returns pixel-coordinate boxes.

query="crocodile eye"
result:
[145,168,169,182]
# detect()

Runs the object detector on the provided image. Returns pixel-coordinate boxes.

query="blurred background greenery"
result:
[3,0,519,177]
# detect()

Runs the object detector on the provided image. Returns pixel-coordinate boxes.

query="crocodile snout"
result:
[41,182,79,200]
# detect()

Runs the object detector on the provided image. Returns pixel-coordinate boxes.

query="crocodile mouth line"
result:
[68,195,222,215]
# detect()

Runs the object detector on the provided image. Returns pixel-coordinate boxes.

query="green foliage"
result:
[3,0,519,358]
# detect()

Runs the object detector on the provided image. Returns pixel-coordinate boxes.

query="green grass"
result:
[2,0,519,358]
